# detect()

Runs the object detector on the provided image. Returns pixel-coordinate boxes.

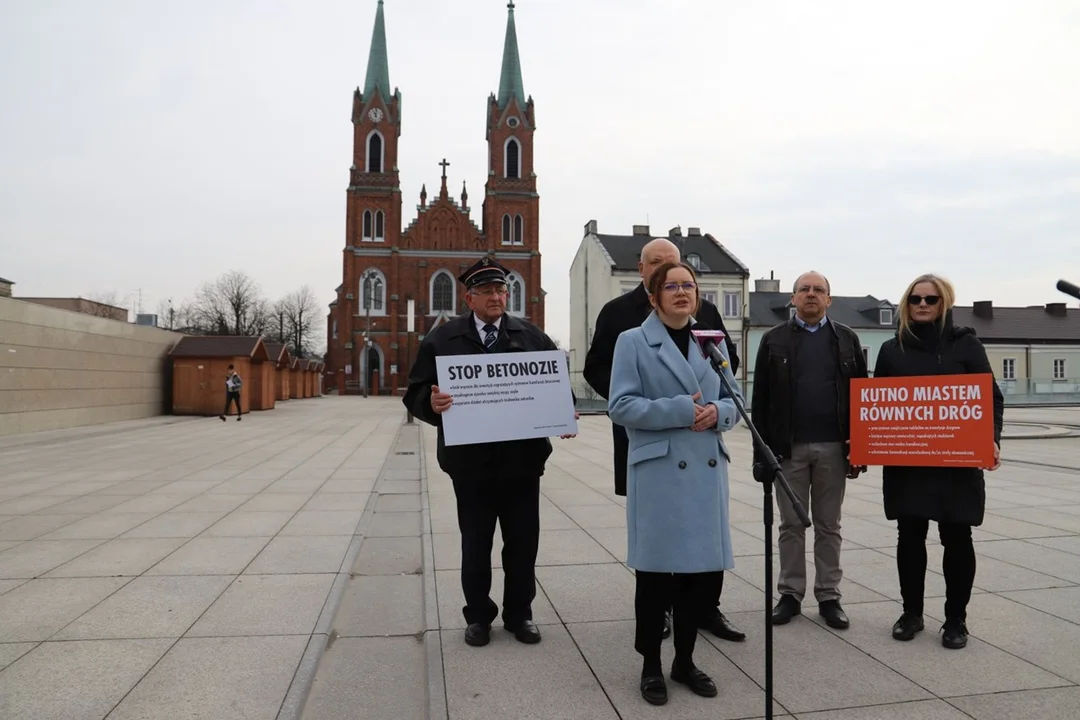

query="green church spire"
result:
[497,1,526,109]
[363,0,391,99]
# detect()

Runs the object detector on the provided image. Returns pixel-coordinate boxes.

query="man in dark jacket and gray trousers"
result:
[751,271,868,629]
[583,237,745,643]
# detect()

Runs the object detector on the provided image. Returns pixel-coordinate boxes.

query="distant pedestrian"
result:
[220,365,242,421]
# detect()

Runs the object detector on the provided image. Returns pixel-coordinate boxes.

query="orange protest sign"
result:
[849,373,995,468]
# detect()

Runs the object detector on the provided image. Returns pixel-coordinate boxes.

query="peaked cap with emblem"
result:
[458,256,510,289]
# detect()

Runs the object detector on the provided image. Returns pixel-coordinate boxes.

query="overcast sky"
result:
[2,0,1078,348]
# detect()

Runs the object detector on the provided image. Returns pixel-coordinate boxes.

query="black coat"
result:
[402,312,567,480]
[582,282,740,495]
[750,316,868,464]
[872,312,1004,526]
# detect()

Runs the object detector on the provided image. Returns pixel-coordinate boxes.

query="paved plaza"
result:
[1,398,1079,719]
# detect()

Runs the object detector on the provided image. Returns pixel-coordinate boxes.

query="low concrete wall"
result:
[0,297,184,436]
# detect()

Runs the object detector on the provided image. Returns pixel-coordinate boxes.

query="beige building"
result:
[19,296,129,322]
[0,276,12,298]
[952,300,1080,401]
[568,220,750,391]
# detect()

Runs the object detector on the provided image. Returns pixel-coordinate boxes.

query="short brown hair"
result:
[647,261,701,316]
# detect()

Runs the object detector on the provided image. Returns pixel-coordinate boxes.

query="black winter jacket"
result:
[750,317,868,464]
[872,312,1004,526]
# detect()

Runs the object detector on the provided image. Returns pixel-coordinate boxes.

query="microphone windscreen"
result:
[690,329,726,347]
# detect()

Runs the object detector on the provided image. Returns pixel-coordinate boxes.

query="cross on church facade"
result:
[439,158,450,179]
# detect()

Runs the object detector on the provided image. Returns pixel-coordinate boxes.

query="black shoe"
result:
[661,609,672,639]
[219,415,226,422]
[506,620,541,644]
[670,661,718,698]
[771,594,801,625]
[237,415,241,421]
[818,600,850,629]
[702,610,746,642]
[891,612,924,641]
[464,623,491,647]
[640,673,667,705]
[941,619,968,649]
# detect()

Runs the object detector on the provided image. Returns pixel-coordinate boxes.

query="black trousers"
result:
[896,517,976,621]
[222,391,241,416]
[452,473,540,628]
[636,570,724,669]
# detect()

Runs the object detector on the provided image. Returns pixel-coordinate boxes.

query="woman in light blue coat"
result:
[608,261,742,706]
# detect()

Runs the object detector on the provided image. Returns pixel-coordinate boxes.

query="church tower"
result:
[483,0,544,328]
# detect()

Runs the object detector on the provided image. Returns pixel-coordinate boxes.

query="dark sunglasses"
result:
[907,294,940,306]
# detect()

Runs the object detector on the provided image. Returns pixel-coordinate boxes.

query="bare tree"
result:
[83,292,128,320]
[189,270,269,336]
[283,285,323,357]
[270,298,291,345]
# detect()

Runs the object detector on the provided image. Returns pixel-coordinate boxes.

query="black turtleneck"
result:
[665,321,692,358]
[907,319,944,349]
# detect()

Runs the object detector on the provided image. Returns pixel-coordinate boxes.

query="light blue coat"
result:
[607,311,743,574]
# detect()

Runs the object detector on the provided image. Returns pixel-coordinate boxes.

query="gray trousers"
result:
[776,441,847,604]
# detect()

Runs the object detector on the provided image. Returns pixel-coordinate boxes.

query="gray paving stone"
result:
[365,510,423,537]
[38,512,160,540]
[244,535,352,575]
[302,492,371,511]
[0,515,85,541]
[38,494,136,515]
[238,492,312,512]
[170,493,253,513]
[441,623,619,719]
[949,686,1080,719]
[568,619,771,719]
[301,636,427,719]
[200,510,293,537]
[0,577,131,642]
[379,479,421,494]
[0,642,35,672]
[535,563,635,623]
[107,635,308,720]
[351,536,422,576]
[375,492,422,512]
[120,511,227,539]
[279,509,364,536]
[436,569,559,630]
[187,573,336,637]
[53,575,233,640]
[0,638,172,720]
[332,573,424,637]
[44,537,187,578]
[798,699,975,719]
[143,536,270,576]
[0,539,104,579]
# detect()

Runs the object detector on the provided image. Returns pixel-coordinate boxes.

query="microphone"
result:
[691,329,728,368]
[1057,279,1080,301]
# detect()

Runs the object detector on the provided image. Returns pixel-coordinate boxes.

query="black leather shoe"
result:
[702,611,746,642]
[464,623,490,647]
[670,661,718,698]
[661,609,672,639]
[507,620,541,644]
[818,600,850,629]
[941,619,968,649]
[772,594,801,625]
[891,613,924,641]
[640,674,667,705]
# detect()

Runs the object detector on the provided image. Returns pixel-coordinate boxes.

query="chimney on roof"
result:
[687,227,701,236]
[669,225,682,237]
[631,224,650,236]
[1045,302,1067,317]
[755,273,781,293]
[972,300,993,319]
[584,219,597,235]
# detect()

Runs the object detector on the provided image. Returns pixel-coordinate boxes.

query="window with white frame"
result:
[507,273,525,316]
[1002,358,1016,380]
[362,210,373,242]
[360,270,386,315]
[430,271,454,313]
[374,211,384,242]
[1053,358,1066,380]
[879,307,893,325]
[501,215,511,245]
[723,291,741,318]
[367,131,383,173]
[505,138,521,179]
[702,291,717,305]
[686,253,701,270]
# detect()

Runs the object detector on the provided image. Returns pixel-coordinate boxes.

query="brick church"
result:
[326,1,545,396]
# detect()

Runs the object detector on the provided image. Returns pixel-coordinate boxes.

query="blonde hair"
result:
[897,273,956,347]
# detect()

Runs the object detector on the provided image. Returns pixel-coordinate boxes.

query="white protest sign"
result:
[435,350,578,446]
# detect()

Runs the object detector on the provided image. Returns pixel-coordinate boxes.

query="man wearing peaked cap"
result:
[403,255,578,649]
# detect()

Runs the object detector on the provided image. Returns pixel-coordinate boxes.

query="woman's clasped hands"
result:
[689,391,717,431]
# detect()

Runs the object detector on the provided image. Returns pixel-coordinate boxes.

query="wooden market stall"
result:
[168,336,272,416]
[264,342,293,402]
[289,357,304,399]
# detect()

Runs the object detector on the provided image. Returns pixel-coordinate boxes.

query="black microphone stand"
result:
[702,343,811,720]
